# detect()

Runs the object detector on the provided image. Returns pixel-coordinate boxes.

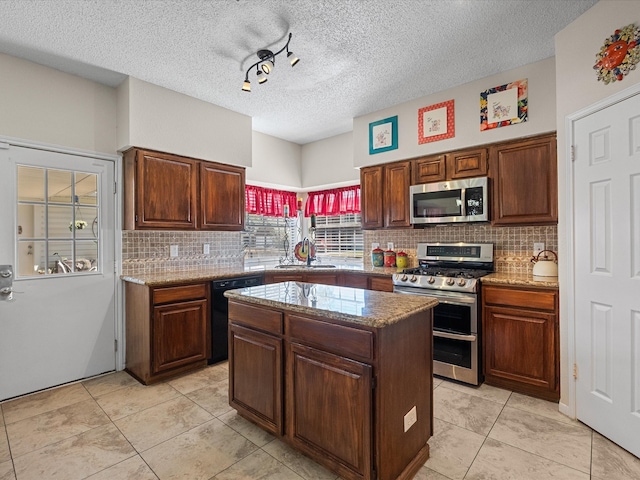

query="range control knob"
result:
[401,274,408,282]
[457,278,466,287]
[446,278,455,286]
[427,276,435,284]
[409,275,418,283]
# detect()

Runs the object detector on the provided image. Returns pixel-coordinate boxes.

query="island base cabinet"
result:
[287,343,372,480]
[228,298,433,480]
[229,324,283,435]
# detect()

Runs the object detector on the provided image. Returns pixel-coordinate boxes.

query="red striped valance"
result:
[245,185,297,217]
[304,185,361,217]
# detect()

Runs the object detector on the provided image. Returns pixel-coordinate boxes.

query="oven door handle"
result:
[433,330,477,342]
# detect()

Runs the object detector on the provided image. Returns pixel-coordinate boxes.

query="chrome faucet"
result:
[301,237,315,266]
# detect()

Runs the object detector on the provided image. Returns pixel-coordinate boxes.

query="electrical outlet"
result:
[387,242,394,251]
[533,243,545,256]
[403,406,417,432]
[170,245,179,257]
[203,243,210,255]
[372,242,380,250]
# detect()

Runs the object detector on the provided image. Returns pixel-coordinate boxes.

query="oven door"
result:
[394,287,480,385]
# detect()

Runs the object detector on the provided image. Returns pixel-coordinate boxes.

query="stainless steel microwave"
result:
[410,176,489,225]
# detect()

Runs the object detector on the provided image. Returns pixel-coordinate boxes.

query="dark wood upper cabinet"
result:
[412,154,446,184]
[360,166,384,229]
[199,161,245,231]
[412,148,487,185]
[123,147,245,231]
[384,161,411,228]
[360,160,411,229]
[446,148,488,179]
[489,134,557,225]
[124,149,198,230]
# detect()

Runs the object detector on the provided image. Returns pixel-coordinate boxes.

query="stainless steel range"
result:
[393,242,494,385]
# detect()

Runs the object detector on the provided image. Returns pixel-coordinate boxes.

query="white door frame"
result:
[0,134,125,372]
[563,81,640,418]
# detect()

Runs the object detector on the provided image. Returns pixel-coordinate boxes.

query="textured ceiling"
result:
[0,0,598,145]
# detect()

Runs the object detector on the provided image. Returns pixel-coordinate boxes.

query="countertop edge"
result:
[120,265,400,286]
[481,273,559,288]
[225,287,438,329]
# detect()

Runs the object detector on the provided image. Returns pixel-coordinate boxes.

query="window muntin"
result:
[17,166,100,277]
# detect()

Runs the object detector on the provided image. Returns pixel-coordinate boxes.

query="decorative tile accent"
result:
[121,231,244,276]
[364,224,557,274]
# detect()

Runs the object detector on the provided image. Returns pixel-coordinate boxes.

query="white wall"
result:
[117,77,252,167]
[0,53,117,154]
[247,131,303,189]
[555,0,640,407]
[353,57,557,168]
[301,132,359,189]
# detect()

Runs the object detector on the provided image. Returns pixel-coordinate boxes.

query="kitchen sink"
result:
[274,264,337,269]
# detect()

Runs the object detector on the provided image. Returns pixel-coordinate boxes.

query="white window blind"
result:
[243,213,297,267]
[313,213,363,258]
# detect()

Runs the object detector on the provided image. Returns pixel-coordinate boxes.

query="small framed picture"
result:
[480,78,528,130]
[418,100,455,144]
[369,116,398,154]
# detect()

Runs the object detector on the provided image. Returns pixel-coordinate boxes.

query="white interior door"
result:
[0,143,116,401]
[574,92,640,457]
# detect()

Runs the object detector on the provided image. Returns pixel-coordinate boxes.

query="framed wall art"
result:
[480,78,528,131]
[418,99,454,144]
[369,115,398,154]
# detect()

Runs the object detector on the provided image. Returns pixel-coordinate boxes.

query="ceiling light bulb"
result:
[261,59,274,74]
[257,71,267,84]
[287,52,299,67]
[242,80,251,92]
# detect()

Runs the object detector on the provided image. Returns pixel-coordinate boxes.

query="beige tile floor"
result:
[1,364,640,480]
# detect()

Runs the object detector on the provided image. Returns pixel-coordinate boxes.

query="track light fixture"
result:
[242,32,299,92]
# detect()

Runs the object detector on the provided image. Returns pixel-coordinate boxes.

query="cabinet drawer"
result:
[483,286,556,312]
[229,301,283,334]
[286,314,373,361]
[153,283,207,305]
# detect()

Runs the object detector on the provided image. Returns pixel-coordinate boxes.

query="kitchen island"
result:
[225,282,437,480]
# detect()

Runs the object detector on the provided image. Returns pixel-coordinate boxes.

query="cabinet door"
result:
[304,273,339,285]
[229,324,283,435]
[265,273,304,283]
[483,305,558,400]
[134,150,198,230]
[490,134,557,225]
[412,155,446,184]
[369,276,393,292]
[446,148,488,179]
[384,161,411,228]
[200,162,245,231]
[286,343,372,480]
[341,273,369,289]
[360,166,384,229]
[152,299,208,374]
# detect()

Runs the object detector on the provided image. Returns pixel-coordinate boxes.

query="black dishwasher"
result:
[209,274,265,364]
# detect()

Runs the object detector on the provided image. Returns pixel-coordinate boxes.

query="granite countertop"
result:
[225,281,438,329]
[481,272,559,288]
[121,264,401,286]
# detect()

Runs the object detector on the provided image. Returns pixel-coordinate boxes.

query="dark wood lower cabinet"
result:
[287,343,372,480]
[228,299,433,480]
[229,323,282,435]
[482,285,559,401]
[125,282,211,384]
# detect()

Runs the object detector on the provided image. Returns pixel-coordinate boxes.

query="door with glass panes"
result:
[0,144,116,401]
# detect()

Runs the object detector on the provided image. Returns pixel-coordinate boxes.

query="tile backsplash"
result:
[121,231,244,276]
[122,224,557,276]
[364,224,557,274]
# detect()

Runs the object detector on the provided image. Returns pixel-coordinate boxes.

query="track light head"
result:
[287,51,299,67]
[242,78,251,92]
